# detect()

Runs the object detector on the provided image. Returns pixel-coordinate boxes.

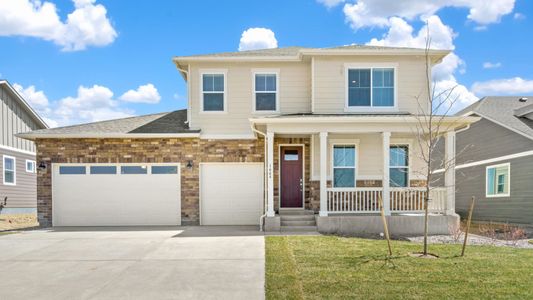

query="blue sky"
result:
[0,0,531,127]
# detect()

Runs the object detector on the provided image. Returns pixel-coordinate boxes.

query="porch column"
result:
[382,132,391,215]
[445,130,456,215]
[266,131,275,217]
[319,132,328,216]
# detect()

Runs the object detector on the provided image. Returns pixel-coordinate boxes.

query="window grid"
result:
[3,155,16,185]
[254,73,278,112]
[347,67,395,108]
[332,145,356,188]
[389,145,409,187]
[201,73,225,112]
[486,163,510,197]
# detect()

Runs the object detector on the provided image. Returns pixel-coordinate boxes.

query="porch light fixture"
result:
[186,160,193,169]
[38,161,47,171]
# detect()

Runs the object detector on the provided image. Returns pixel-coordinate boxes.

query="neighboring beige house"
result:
[1,80,48,214]
[19,46,477,234]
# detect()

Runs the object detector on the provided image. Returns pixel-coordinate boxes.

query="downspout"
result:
[251,122,268,231]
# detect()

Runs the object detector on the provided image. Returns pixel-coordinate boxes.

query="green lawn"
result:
[266,236,533,299]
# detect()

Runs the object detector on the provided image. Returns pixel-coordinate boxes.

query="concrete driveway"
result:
[0,226,265,300]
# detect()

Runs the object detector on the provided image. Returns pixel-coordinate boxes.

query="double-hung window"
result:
[332,145,356,188]
[347,67,395,108]
[486,163,510,197]
[3,155,16,185]
[26,160,36,173]
[389,145,409,187]
[254,73,277,112]
[201,73,225,112]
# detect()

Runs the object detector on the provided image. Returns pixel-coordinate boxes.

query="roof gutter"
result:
[249,115,479,125]
[16,132,201,141]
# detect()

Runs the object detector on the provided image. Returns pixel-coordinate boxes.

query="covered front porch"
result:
[251,114,475,235]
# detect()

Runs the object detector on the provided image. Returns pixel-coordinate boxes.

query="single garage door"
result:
[52,163,181,226]
[200,163,263,225]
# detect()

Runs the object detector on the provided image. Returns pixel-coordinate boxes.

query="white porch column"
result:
[319,132,328,216]
[445,131,456,215]
[382,132,391,215]
[266,131,275,217]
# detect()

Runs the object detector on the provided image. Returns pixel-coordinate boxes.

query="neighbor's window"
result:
[347,68,394,107]
[152,166,178,174]
[3,156,16,185]
[486,163,510,197]
[121,166,148,174]
[333,145,356,188]
[90,166,117,174]
[390,145,409,187]
[59,166,86,175]
[202,73,225,112]
[26,160,36,173]
[254,73,277,111]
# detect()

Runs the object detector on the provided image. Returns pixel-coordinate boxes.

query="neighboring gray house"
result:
[453,96,533,225]
[0,80,48,214]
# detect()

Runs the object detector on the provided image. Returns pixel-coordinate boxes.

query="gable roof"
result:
[457,96,533,140]
[17,109,200,140]
[0,80,48,129]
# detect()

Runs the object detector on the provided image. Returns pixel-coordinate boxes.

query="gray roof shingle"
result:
[18,109,199,139]
[456,96,533,139]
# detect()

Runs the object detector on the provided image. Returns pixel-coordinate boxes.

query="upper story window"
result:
[201,72,226,112]
[486,163,510,197]
[346,66,395,109]
[254,73,278,112]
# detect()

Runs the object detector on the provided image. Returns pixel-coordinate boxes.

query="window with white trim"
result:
[26,160,36,173]
[254,73,277,112]
[202,73,225,112]
[486,163,510,197]
[332,145,356,187]
[3,155,15,185]
[347,68,394,107]
[390,145,409,187]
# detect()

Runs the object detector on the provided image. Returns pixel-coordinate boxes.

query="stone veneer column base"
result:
[317,214,460,237]
[264,216,281,232]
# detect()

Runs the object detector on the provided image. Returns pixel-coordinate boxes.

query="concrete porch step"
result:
[281,220,316,226]
[281,225,318,232]
[279,214,315,222]
[278,209,315,216]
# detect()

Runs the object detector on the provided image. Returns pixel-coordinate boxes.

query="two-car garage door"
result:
[52,162,263,226]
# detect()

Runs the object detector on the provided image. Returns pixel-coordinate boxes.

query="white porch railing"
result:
[326,187,447,214]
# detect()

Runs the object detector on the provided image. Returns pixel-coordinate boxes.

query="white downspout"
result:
[251,122,268,231]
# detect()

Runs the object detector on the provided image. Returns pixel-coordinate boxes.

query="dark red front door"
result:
[280,146,303,208]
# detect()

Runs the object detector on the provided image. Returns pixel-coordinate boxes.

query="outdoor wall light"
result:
[186,160,193,169]
[38,161,47,170]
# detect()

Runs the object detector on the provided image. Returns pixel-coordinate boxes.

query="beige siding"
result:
[189,61,311,136]
[311,133,427,183]
[313,56,430,114]
[0,85,41,152]
[0,148,37,208]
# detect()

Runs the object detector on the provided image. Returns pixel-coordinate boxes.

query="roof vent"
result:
[519,97,528,102]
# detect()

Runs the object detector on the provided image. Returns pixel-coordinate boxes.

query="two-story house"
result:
[19,45,477,234]
[1,80,48,214]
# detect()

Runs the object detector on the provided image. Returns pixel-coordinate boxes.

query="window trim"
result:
[25,159,36,173]
[199,69,227,114]
[486,163,510,198]
[3,155,16,185]
[252,69,280,114]
[330,142,358,188]
[389,143,410,187]
[344,63,398,112]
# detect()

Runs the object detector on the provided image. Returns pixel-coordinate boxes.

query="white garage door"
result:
[200,163,263,225]
[52,163,181,226]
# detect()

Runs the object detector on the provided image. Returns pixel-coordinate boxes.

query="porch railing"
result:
[326,187,447,214]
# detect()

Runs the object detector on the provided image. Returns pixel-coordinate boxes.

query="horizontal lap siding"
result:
[313,56,429,114]
[0,148,37,208]
[189,62,311,136]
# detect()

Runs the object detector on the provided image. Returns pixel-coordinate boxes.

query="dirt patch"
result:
[0,213,39,231]
[409,252,439,259]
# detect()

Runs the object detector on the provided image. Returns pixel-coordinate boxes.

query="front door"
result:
[280,146,303,208]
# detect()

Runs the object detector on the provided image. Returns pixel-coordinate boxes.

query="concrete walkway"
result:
[0,226,265,300]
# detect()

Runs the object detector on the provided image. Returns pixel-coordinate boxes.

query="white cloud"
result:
[366,15,477,111]
[119,83,161,104]
[342,0,515,30]
[0,0,117,51]
[514,12,525,20]
[471,77,533,96]
[317,0,345,9]
[238,27,278,51]
[483,62,502,69]
[13,83,50,111]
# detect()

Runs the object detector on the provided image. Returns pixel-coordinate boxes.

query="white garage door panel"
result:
[53,164,181,226]
[201,163,263,225]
